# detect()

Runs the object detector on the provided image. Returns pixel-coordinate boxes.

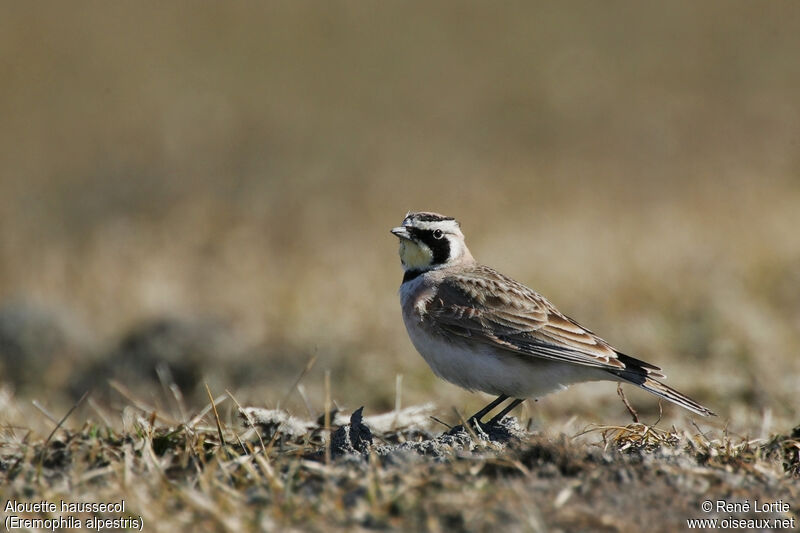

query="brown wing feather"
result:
[427,265,664,378]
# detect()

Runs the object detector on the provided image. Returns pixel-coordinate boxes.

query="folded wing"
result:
[428,266,665,378]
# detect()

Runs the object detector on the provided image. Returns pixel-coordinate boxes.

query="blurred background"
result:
[1,2,798,433]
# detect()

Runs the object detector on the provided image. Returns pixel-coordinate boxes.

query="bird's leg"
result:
[487,398,524,426]
[467,394,508,425]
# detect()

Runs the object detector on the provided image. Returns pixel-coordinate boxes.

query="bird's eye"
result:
[433,229,444,239]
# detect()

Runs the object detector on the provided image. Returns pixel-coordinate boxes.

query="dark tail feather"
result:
[612,370,715,417]
[609,364,717,416]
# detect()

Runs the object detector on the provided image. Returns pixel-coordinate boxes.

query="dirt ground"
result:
[1,398,798,532]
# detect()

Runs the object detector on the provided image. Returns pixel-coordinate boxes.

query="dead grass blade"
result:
[205,383,228,456]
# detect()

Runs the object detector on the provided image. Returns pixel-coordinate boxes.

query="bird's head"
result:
[391,211,473,274]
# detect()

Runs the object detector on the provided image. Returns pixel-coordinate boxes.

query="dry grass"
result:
[1,1,800,530]
[1,387,797,532]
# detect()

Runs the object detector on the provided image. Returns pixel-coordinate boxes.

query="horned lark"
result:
[391,211,715,425]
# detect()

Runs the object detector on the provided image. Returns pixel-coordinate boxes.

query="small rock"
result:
[331,407,373,458]
[240,407,316,441]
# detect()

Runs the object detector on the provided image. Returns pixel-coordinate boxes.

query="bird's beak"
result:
[391,226,411,239]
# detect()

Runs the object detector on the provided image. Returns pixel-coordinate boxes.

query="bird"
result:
[391,211,715,427]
